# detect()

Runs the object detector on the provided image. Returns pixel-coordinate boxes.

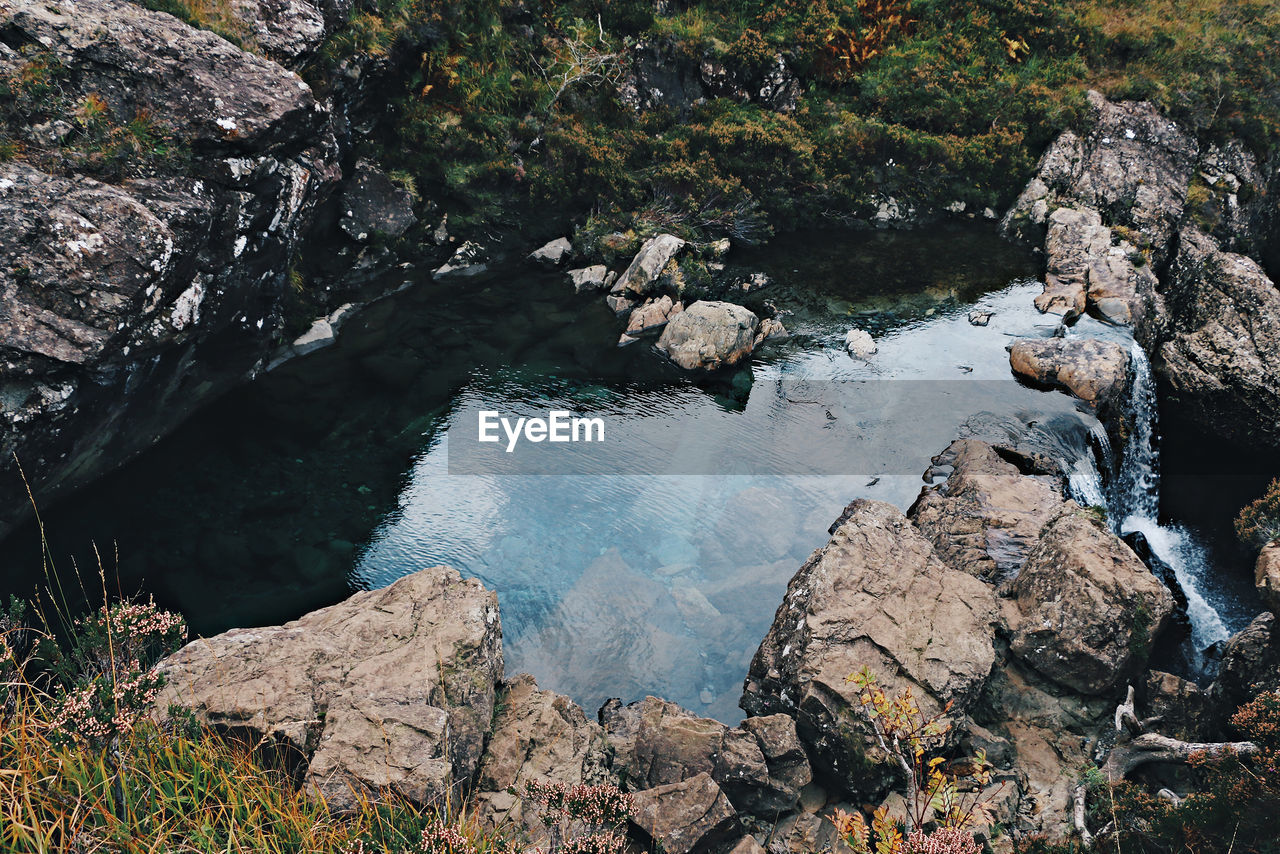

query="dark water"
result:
[0,222,1264,721]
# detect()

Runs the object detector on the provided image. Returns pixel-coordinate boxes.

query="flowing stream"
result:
[0,224,1262,718]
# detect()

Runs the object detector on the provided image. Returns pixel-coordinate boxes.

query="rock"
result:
[655,301,759,371]
[908,440,1069,582]
[1257,544,1280,613]
[605,293,636,315]
[600,696,810,816]
[0,0,344,541]
[624,295,683,337]
[613,234,686,296]
[338,160,417,242]
[765,812,839,854]
[154,567,502,812]
[224,0,328,64]
[1008,337,1131,411]
[630,773,741,854]
[1034,206,1158,326]
[567,265,611,294]
[1002,91,1199,265]
[709,238,732,259]
[1007,510,1174,695]
[969,310,994,326]
[843,329,877,359]
[528,237,573,269]
[1207,613,1280,726]
[433,241,489,279]
[728,835,766,854]
[472,674,613,835]
[1139,670,1211,741]
[741,500,998,791]
[754,317,787,346]
[1158,228,1280,450]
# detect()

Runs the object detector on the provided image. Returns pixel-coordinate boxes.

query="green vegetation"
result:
[290,0,1280,244]
[1236,477,1280,549]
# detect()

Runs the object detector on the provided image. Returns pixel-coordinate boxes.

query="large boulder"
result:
[600,696,811,816]
[1206,612,1280,728]
[472,674,614,835]
[630,773,742,854]
[1158,228,1280,450]
[1007,510,1174,695]
[1009,337,1131,412]
[1257,544,1280,613]
[1002,90,1199,265]
[656,301,760,371]
[908,440,1069,581]
[740,499,999,789]
[154,567,503,811]
[614,233,686,296]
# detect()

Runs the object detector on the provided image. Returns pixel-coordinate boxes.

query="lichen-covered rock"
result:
[1007,511,1174,695]
[1257,544,1280,613]
[908,440,1069,582]
[1009,337,1131,411]
[630,773,741,854]
[472,674,613,835]
[656,301,759,371]
[740,499,998,789]
[1159,228,1280,450]
[1002,91,1198,265]
[614,233,686,296]
[154,567,502,812]
[338,159,416,242]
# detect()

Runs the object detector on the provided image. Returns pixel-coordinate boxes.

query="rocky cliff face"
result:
[0,0,419,540]
[1002,90,1280,451]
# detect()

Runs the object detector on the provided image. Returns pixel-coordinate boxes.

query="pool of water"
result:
[0,222,1263,721]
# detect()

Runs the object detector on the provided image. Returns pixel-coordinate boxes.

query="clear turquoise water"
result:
[1,223,1262,721]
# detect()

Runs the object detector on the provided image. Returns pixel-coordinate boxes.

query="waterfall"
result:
[1112,341,1231,652]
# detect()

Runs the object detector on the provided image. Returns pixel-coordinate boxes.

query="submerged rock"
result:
[843,328,877,359]
[154,566,502,812]
[655,301,759,371]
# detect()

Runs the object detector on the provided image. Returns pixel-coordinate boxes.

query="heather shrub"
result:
[522,780,634,854]
[1236,477,1280,549]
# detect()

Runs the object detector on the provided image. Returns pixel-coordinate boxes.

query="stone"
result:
[154,567,502,812]
[728,836,766,854]
[225,0,327,63]
[605,293,636,315]
[1008,337,1131,411]
[843,328,877,359]
[1139,670,1211,741]
[472,674,613,835]
[528,237,573,269]
[741,500,998,791]
[1257,544,1280,613]
[624,295,683,336]
[567,265,611,294]
[630,773,741,854]
[969,310,994,326]
[433,241,488,279]
[614,234,686,296]
[339,160,417,242]
[656,301,759,371]
[755,317,788,345]
[1007,510,1174,695]
[1207,613,1280,728]
[765,812,839,854]
[908,440,1069,582]
[1159,228,1280,451]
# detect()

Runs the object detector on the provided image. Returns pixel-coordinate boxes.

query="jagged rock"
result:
[433,240,488,279]
[843,328,877,359]
[741,499,998,790]
[1257,544,1280,613]
[908,440,1069,582]
[528,237,573,269]
[1189,140,1276,258]
[154,566,502,812]
[1007,510,1174,695]
[0,0,342,541]
[655,301,759,371]
[473,674,613,835]
[754,317,787,346]
[624,295,683,337]
[1002,91,1198,265]
[227,0,327,64]
[1008,337,1131,411]
[614,234,686,296]
[606,293,636,315]
[728,835,766,854]
[1159,228,1280,450]
[567,265,611,294]
[630,773,741,854]
[1207,613,1280,726]
[1139,671,1211,742]
[765,812,840,854]
[338,160,416,242]
[969,310,994,326]
[1036,207,1157,325]
[600,696,811,816]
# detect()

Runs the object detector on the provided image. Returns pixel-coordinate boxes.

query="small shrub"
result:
[522,780,633,854]
[1236,477,1280,549]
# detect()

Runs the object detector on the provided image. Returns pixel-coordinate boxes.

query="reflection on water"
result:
[0,223,1258,721]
